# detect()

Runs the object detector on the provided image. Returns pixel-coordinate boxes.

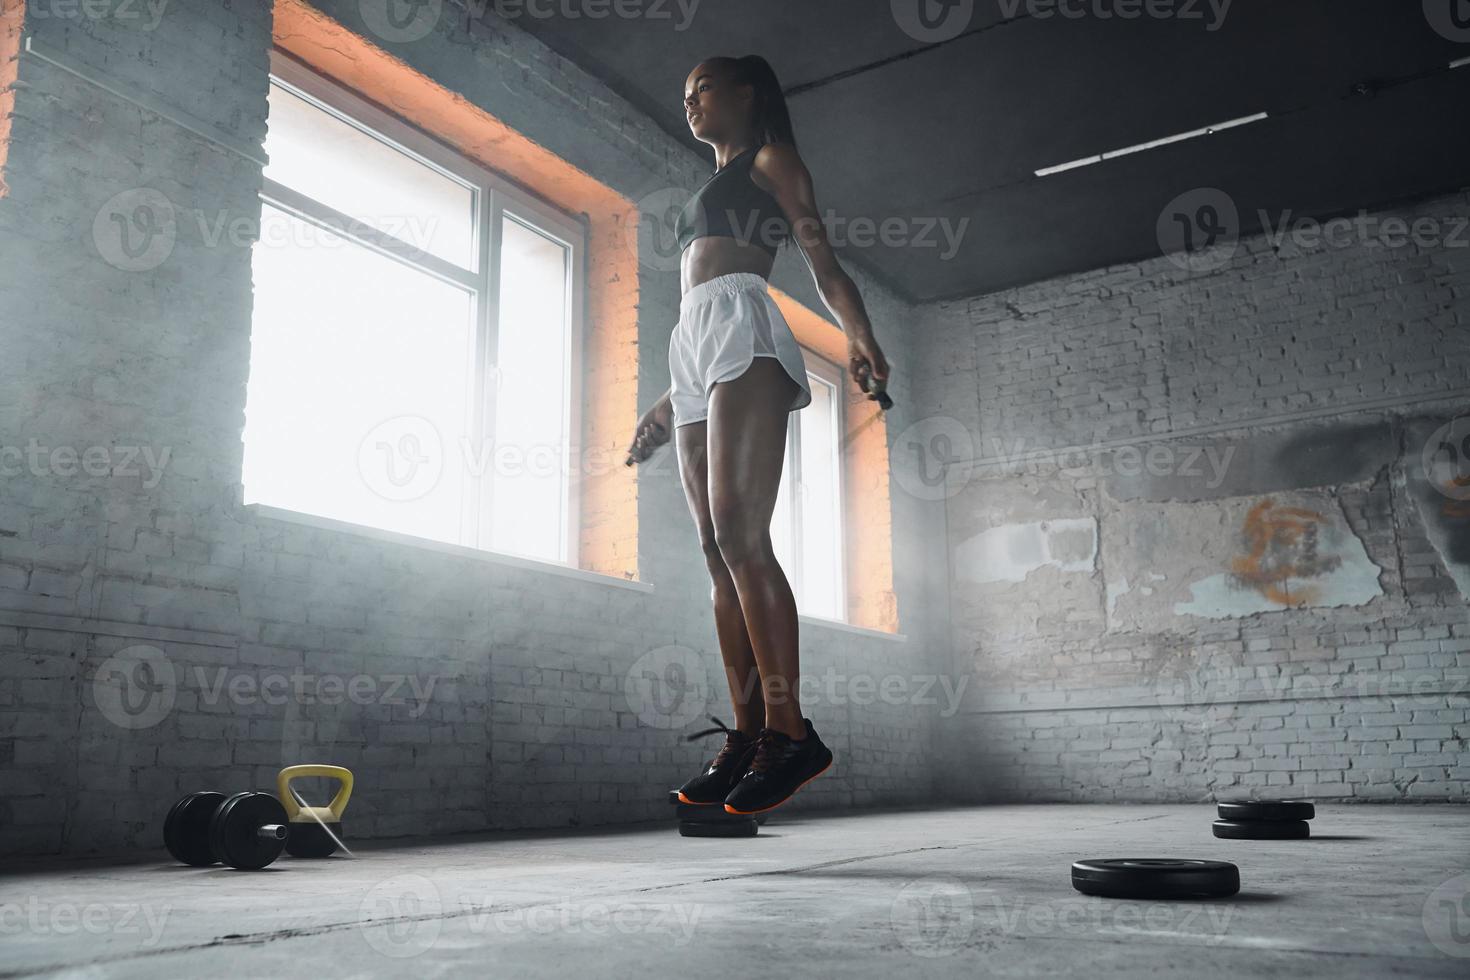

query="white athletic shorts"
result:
[667,272,813,428]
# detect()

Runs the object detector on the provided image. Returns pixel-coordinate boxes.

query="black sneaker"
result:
[676,717,758,806]
[723,718,833,815]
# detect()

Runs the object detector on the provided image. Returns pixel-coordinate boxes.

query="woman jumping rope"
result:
[624,56,891,815]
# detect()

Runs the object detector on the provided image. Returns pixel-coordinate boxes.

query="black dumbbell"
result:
[163,790,289,870]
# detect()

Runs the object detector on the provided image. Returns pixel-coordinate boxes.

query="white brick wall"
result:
[919,190,1470,803]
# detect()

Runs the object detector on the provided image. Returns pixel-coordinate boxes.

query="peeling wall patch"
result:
[955,518,1098,585]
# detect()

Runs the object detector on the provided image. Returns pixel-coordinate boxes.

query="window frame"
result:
[257,50,587,567]
[778,348,848,623]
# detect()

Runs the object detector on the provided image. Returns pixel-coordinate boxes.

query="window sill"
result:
[798,613,907,644]
[242,503,654,594]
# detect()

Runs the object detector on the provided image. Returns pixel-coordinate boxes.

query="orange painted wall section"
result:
[0,0,23,199]
[272,0,641,582]
[770,288,897,634]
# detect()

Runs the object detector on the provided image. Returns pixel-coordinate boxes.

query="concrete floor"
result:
[2,804,1468,978]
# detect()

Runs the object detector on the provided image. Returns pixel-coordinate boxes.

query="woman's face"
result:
[683,61,746,144]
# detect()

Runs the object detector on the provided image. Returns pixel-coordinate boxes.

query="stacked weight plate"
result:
[668,790,763,837]
[1212,799,1315,839]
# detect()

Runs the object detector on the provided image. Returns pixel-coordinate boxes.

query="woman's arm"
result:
[750,143,890,389]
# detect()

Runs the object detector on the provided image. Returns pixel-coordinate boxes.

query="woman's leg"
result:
[706,356,805,739]
[675,419,765,735]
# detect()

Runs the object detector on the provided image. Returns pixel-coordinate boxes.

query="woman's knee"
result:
[698,529,729,575]
[711,509,768,568]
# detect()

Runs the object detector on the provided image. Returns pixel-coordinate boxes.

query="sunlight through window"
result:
[244,64,585,564]
[772,366,845,622]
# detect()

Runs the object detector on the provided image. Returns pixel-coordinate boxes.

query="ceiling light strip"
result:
[1035,111,1270,178]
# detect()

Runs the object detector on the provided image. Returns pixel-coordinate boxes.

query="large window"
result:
[243,54,585,565]
[771,356,846,621]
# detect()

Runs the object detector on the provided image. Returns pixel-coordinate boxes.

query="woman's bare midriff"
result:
[681,236,776,294]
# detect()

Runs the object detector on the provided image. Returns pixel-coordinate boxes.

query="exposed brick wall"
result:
[0,0,938,855]
[917,190,1470,803]
[0,0,21,199]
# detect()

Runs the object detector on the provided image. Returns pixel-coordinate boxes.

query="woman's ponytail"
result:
[730,55,796,149]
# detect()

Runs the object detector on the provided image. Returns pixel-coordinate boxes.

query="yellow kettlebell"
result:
[277,764,353,858]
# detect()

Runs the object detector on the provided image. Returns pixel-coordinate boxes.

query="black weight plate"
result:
[1213,818,1310,840]
[1217,799,1315,822]
[284,820,342,858]
[679,819,759,838]
[1071,859,1239,899]
[164,791,225,866]
[674,801,756,822]
[668,792,766,825]
[209,792,288,870]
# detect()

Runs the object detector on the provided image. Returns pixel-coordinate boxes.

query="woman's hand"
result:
[848,332,891,402]
[625,395,675,466]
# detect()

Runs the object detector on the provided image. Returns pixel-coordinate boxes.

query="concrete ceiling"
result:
[488,0,1470,303]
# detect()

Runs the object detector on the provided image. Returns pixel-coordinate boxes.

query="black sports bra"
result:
[674,144,790,258]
